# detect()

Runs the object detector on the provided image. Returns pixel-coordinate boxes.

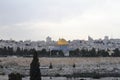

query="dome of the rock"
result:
[57,38,68,46]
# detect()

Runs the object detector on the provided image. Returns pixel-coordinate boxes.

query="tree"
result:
[59,50,64,57]
[97,50,109,57]
[49,62,53,69]
[112,48,120,57]
[30,50,41,80]
[7,47,14,56]
[69,49,80,57]
[15,47,21,55]
[80,48,88,57]
[89,48,97,57]
[39,49,48,57]
[73,63,76,68]
[8,73,22,80]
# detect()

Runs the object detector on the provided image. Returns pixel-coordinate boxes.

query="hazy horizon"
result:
[0,0,120,41]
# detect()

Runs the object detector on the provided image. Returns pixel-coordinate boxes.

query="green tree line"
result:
[0,47,120,57]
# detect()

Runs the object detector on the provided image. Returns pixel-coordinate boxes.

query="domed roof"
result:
[57,38,68,46]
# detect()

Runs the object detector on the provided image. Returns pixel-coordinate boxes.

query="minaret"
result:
[46,36,52,42]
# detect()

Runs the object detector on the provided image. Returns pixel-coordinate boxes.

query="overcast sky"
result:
[0,0,120,41]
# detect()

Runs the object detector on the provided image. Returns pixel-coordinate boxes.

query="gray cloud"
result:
[0,0,120,40]
[0,0,97,25]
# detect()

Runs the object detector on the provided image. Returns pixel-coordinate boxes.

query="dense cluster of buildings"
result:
[0,36,120,56]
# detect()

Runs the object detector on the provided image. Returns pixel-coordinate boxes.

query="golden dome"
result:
[57,38,68,46]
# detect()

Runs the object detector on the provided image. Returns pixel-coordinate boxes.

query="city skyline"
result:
[0,0,120,41]
[0,35,118,41]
